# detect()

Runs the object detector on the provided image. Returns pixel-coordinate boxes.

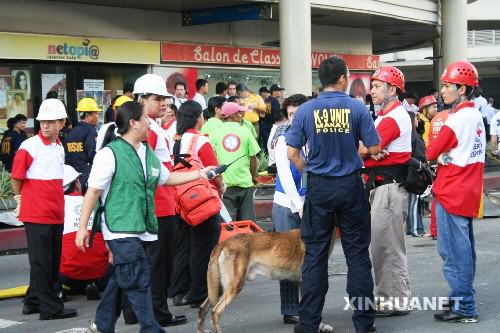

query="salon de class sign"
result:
[161,42,379,70]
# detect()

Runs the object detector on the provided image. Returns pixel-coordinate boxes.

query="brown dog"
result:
[197,228,336,333]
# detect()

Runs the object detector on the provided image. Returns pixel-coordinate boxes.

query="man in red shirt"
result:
[364,66,412,317]
[11,99,77,320]
[427,61,484,323]
[134,74,187,327]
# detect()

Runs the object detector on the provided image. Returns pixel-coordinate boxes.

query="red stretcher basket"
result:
[219,220,265,243]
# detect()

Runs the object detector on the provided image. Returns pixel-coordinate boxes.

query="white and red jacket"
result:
[365,101,412,168]
[60,192,108,280]
[427,101,485,217]
[162,119,177,146]
[11,132,65,224]
[147,117,176,217]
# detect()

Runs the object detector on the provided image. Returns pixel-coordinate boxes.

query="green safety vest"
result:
[101,138,161,234]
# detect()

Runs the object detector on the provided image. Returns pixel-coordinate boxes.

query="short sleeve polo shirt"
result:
[11,132,65,224]
[286,91,380,177]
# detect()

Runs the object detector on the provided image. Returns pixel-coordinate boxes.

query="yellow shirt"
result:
[421,115,431,146]
[243,93,266,124]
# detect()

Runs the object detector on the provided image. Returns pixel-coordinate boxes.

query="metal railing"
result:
[468,30,500,47]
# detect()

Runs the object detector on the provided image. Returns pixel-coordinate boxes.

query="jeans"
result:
[435,200,478,317]
[407,193,424,235]
[272,203,300,316]
[95,238,165,333]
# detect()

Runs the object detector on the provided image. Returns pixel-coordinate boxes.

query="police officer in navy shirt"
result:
[286,57,381,333]
[65,98,100,193]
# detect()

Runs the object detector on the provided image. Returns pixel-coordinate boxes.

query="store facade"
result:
[0,32,159,132]
[155,42,380,102]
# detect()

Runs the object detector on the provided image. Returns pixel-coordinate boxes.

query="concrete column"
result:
[441,0,468,66]
[279,0,312,96]
[432,38,442,90]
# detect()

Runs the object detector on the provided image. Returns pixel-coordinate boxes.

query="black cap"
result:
[270,84,285,92]
[259,86,270,94]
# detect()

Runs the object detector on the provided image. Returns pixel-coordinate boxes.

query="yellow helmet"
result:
[76,98,101,112]
[113,95,133,111]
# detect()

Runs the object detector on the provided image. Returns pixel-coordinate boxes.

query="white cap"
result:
[133,74,172,97]
[37,99,68,121]
[63,164,80,191]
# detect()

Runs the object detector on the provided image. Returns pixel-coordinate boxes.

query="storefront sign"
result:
[84,79,105,92]
[161,42,380,70]
[0,32,160,64]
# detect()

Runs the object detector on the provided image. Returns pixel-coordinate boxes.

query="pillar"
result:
[441,0,468,66]
[432,38,442,90]
[279,0,312,96]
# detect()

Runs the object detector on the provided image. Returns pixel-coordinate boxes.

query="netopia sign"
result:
[47,39,100,60]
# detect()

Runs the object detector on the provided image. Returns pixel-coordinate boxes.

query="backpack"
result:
[172,134,221,227]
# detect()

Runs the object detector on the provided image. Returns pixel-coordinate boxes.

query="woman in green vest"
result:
[75,101,215,333]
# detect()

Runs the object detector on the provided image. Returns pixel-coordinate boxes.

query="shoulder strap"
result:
[187,134,200,159]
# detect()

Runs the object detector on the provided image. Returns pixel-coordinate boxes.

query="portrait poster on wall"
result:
[11,69,31,100]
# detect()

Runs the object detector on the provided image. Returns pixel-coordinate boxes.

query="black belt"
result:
[309,170,361,180]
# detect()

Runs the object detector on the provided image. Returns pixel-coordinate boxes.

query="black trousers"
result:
[169,215,220,302]
[146,215,178,321]
[23,222,64,318]
[297,174,375,333]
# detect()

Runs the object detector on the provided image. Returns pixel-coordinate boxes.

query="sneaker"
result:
[87,320,102,333]
[319,322,334,333]
[434,310,479,323]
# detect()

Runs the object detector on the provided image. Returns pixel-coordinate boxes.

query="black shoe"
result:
[283,315,299,324]
[22,304,40,315]
[357,326,377,333]
[375,309,410,317]
[434,310,479,323]
[40,308,77,320]
[172,294,188,306]
[85,283,101,300]
[189,299,205,308]
[159,314,187,327]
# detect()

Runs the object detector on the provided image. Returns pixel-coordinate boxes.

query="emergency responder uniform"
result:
[286,57,380,333]
[365,66,413,315]
[65,98,100,192]
[12,99,77,320]
[427,61,484,323]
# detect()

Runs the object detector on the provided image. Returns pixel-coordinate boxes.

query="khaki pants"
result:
[370,183,411,309]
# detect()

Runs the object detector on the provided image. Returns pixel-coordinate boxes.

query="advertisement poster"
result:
[346,73,371,104]
[11,69,31,100]
[0,75,12,108]
[76,90,111,125]
[41,74,67,103]
[6,90,27,118]
[152,66,198,99]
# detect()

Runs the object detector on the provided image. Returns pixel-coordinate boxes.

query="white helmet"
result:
[63,164,81,191]
[36,99,68,121]
[133,74,171,97]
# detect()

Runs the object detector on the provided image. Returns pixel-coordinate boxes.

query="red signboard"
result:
[161,42,379,71]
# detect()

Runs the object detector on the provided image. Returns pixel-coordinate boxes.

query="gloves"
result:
[14,194,21,218]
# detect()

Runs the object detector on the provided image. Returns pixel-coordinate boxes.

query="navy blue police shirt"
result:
[286,91,380,177]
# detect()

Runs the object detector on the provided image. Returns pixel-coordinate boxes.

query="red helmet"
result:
[418,95,438,110]
[371,66,405,92]
[440,61,479,87]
